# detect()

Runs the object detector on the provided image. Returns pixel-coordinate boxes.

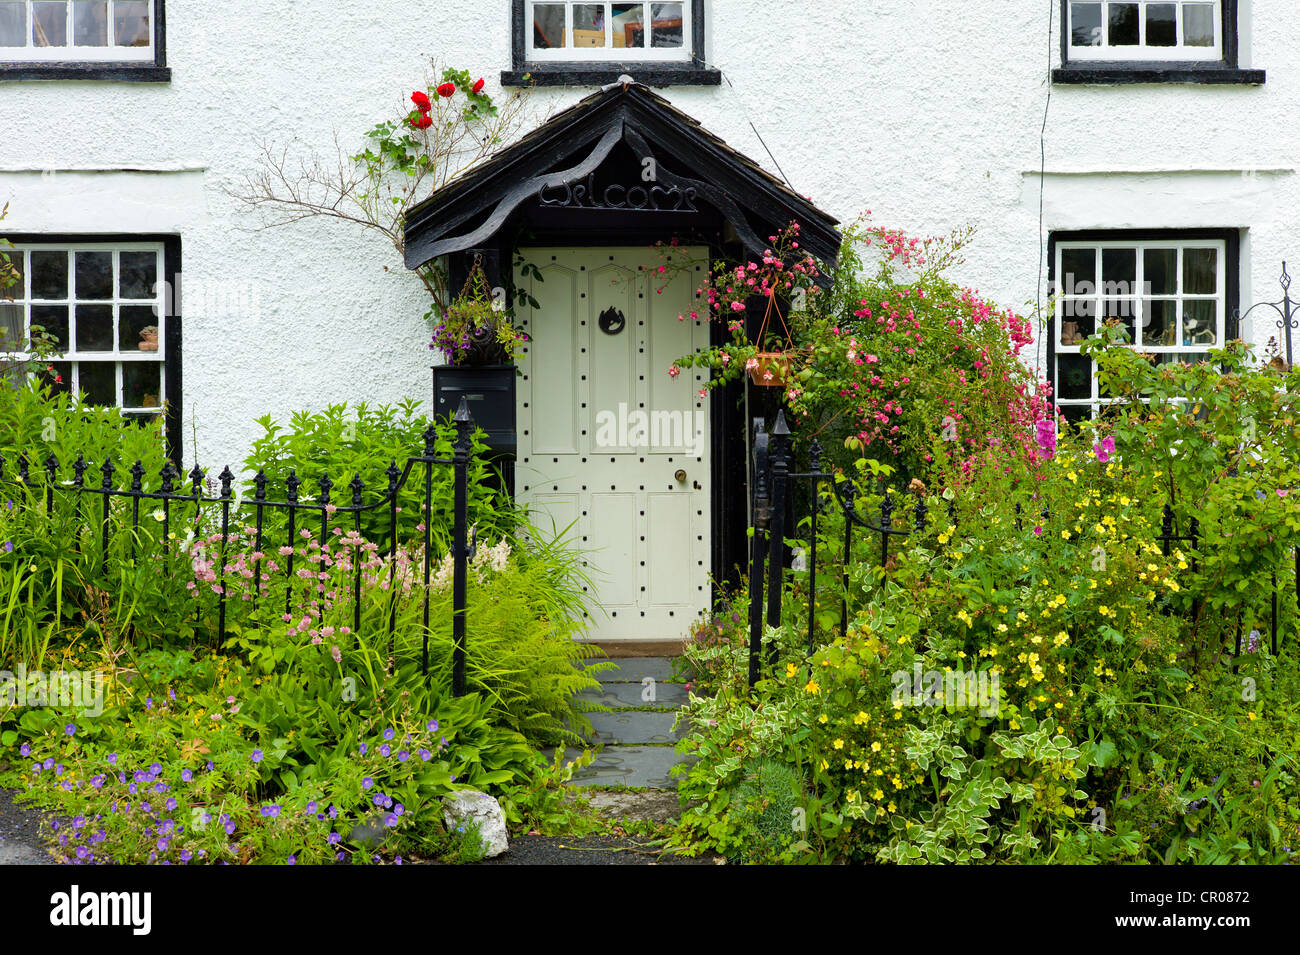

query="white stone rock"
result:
[441,790,509,859]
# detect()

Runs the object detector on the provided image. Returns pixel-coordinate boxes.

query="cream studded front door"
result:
[514,247,711,643]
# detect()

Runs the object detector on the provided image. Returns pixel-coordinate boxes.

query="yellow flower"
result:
[1247,712,1257,721]
[871,741,882,752]
[833,738,845,750]
[805,680,820,694]
[786,662,797,678]
[853,710,870,725]
[817,714,829,724]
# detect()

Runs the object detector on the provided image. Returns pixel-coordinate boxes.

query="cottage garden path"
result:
[0,657,706,865]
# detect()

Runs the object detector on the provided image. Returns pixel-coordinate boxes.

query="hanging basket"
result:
[747,351,791,387]
[747,293,793,387]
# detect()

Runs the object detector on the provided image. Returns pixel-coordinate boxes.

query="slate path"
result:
[548,656,695,789]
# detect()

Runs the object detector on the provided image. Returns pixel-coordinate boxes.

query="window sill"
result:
[501,63,721,87]
[0,63,170,83]
[1052,63,1264,85]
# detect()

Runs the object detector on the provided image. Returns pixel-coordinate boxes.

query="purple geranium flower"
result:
[64,723,76,736]
[251,749,263,763]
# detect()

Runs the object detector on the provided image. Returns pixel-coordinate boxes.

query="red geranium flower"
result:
[411,90,431,111]
[436,82,456,98]
[472,78,485,94]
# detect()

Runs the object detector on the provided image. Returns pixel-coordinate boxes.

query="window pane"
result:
[1146,3,1176,46]
[112,0,148,46]
[1070,2,1102,46]
[533,3,565,48]
[44,361,71,395]
[0,2,26,47]
[573,4,606,47]
[1061,404,1093,426]
[118,250,157,298]
[75,304,113,351]
[75,251,113,299]
[612,3,643,48]
[30,251,68,299]
[31,305,69,350]
[123,361,160,408]
[1141,299,1177,346]
[1057,354,1093,400]
[1102,298,1136,342]
[1107,2,1139,45]
[1184,2,1215,46]
[650,2,682,48]
[1183,247,1217,294]
[78,361,115,404]
[1060,248,1096,294]
[119,305,157,351]
[1183,300,1216,345]
[0,302,21,350]
[1060,298,1095,341]
[32,1,67,46]
[73,0,107,45]
[1101,248,1136,291]
[1143,248,1175,295]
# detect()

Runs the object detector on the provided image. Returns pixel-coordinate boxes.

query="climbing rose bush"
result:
[673,219,1054,481]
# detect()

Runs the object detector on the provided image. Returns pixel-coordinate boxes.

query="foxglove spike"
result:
[218,467,235,499]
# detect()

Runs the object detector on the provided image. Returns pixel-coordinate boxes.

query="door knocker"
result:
[599,307,627,336]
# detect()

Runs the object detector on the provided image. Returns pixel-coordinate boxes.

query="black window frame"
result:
[4,232,182,463]
[1053,0,1264,85]
[502,0,720,87]
[1046,227,1241,423]
[0,0,169,83]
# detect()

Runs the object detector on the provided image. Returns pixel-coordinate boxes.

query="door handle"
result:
[674,469,687,483]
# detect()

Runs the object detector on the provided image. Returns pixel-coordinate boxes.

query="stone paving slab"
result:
[543,746,694,789]
[587,709,684,745]
[577,681,689,708]
[580,657,684,683]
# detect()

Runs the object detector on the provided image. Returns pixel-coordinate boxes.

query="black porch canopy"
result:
[402,77,842,272]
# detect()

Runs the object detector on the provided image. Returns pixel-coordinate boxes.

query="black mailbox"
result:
[432,364,517,453]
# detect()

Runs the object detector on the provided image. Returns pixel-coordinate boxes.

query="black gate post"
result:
[451,397,473,697]
[748,418,770,689]
[765,410,790,672]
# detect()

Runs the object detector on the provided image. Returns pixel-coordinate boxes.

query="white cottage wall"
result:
[1,1,1294,467]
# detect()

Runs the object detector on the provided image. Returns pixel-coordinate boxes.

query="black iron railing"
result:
[1,398,479,696]
[746,413,1298,687]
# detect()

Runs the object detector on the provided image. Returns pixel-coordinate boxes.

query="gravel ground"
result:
[477,834,721,865]
[0,785,54,865]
